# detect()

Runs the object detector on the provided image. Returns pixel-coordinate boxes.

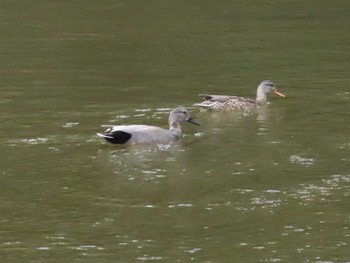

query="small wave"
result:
[289,155,314,166]
[19,137,49,144]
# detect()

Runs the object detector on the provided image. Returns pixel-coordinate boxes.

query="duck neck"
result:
[169,119,181,129]
[256,86,267,103]
[169,121,182,139]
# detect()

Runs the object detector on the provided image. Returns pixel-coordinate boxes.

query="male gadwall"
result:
[97,107,199,145]
[193,80,285,111]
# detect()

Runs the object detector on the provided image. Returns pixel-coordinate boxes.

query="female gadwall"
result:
[193,80,285,111]
[97,107,199,145]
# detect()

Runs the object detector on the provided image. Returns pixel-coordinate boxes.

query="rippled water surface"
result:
[1,1,350,262]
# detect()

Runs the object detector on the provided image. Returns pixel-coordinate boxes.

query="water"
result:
[1,1,350,262]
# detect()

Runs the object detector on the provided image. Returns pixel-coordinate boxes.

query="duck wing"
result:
[98,125,175,144]
[198,94,236,102]
[194,94,242,110]
[220,96,258,110]
[194,95,259,111]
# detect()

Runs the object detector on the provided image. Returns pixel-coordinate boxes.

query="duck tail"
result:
[96,131,132,144]
[96,133,113,139]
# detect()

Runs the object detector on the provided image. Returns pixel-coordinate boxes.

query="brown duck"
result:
[193,80,285,111]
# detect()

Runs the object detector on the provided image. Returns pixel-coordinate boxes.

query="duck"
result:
[193,80,285,111]
[97,107,199,145]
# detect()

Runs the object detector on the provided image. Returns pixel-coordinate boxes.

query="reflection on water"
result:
[97,142,187,181]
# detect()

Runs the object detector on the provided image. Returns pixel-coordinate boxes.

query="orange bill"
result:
[274,90,286,98]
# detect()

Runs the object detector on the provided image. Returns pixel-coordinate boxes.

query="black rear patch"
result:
[104,131,132,144]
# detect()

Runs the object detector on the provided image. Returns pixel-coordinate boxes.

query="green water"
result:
[1,1,350,262]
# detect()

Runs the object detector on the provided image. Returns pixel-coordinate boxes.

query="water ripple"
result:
[289,155,314,166]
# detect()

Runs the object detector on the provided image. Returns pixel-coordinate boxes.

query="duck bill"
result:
[187,117,200,126]
[274,90,286,98]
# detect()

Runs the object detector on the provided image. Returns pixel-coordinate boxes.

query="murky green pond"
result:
[1,1,350,262]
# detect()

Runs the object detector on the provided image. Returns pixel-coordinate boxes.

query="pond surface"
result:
[1,1,350,262]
